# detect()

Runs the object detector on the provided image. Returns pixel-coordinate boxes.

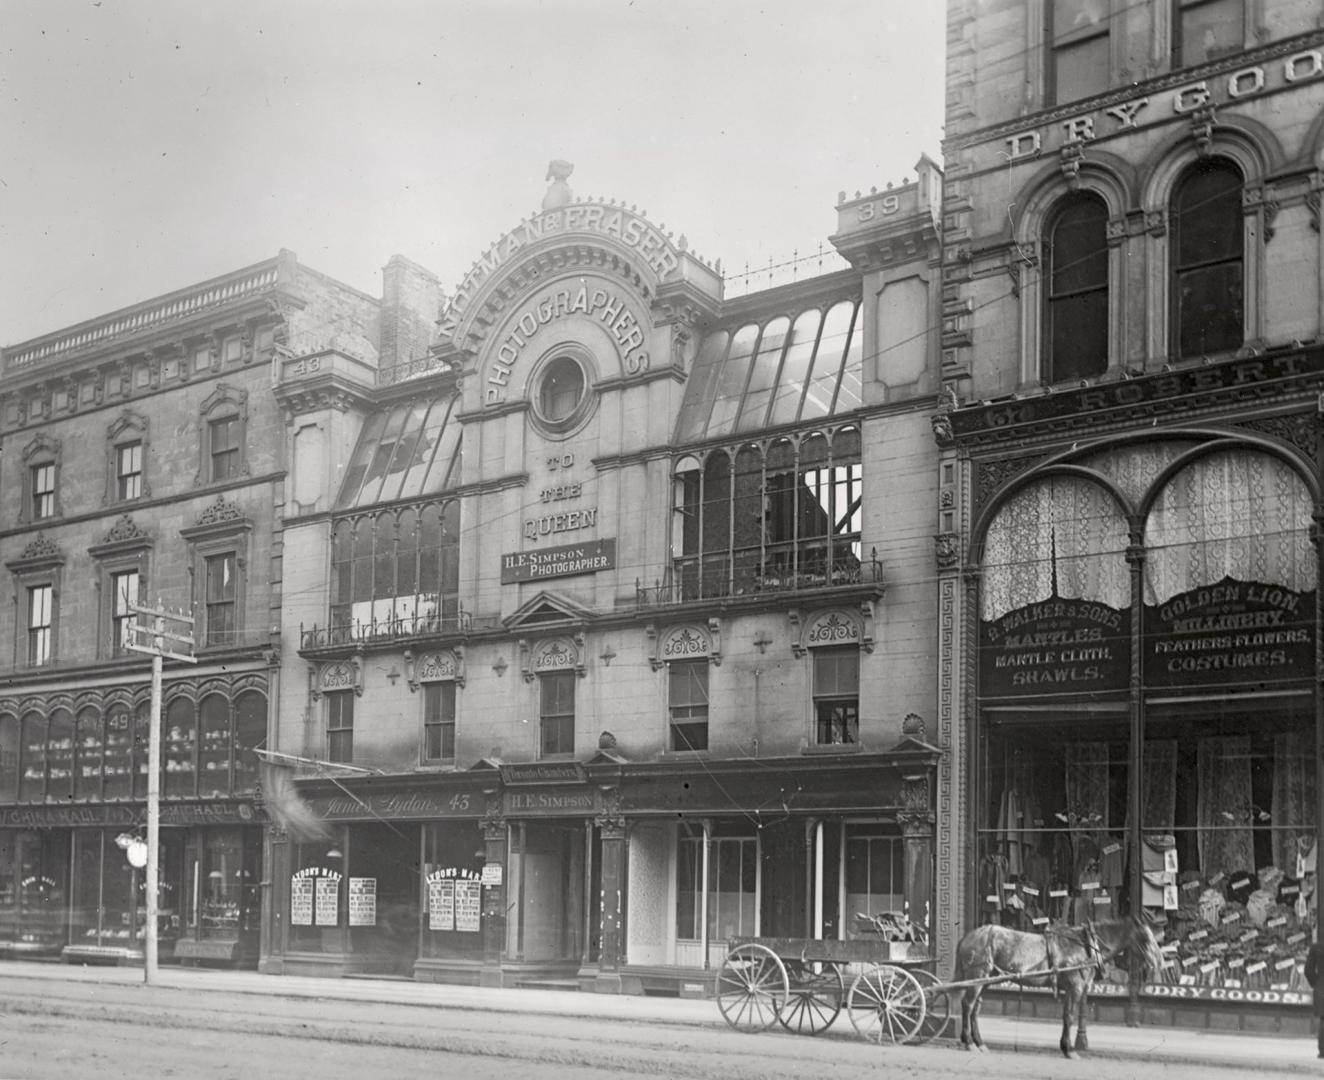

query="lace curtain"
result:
[1197,736,1255,875]
[1273,731,1317,873]
[981,476,1129,621]
[1144,449,1316,605]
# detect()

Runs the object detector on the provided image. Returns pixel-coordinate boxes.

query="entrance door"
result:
[510,821,584,964]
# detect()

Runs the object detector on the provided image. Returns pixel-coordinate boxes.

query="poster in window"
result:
[290,876,314,926]
[455,879,481,932]
[348,877,377,927]
[315,876,339,926]
[428,876,455,932]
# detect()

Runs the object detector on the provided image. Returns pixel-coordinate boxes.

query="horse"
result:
[952,914,1162,1059]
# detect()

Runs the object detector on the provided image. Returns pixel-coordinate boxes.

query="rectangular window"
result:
[209,416,240,481]
[422,682,456,762]
[1175,0,1243,68]
[1048,0,1109,105]
[27,584,53,666]
[668,661,709,751]
[539,671,575,757]
[676,827,757,940]
[814,647,859,745]
[111,570,140,656]
[117,442,143,501]
[31,464,55,520]
[326,692,354,763]
[205,552,237,646]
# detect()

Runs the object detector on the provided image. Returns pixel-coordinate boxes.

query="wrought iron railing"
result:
[377,353,453,387]
[300,608,471,650]
[637,547,882,607]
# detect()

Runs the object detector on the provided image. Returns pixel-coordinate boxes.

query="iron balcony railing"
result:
[637,546,882,607]
[300,608,471,650]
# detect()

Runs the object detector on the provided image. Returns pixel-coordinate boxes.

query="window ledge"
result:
[416,762,457,772]
[801,742,863,756]
[656,749,712,762]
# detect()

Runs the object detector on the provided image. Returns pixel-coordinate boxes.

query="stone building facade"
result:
[939,0,1324,1030]
[267,162,947,992]
[0,251,380,967]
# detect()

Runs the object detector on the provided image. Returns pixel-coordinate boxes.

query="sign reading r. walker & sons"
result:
[980,596,1129,699]
[1143,578,1314,689]
[501,539,616,584]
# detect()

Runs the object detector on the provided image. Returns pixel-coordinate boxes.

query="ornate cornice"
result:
[6,532,65,574]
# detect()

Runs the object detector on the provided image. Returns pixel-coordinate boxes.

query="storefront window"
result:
[289,833,346,952]
[164,697,197,799]
[0,714,16,802]
[0,831,69,951]
[676,822,757,941]
[977,443,1318,995]
[19,712,46,802]
[347,822,422,976]
[845,826,905,938]
[183,828,259,941]
[103,704,133,800]
[233,691,265,794]
[72,706,100,801]
[420,820,484,962]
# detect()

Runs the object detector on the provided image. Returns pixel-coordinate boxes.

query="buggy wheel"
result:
[716,943,789,1032]
[778,960,843,1036]
[847,964,925,1045]
[908,968,952,1044]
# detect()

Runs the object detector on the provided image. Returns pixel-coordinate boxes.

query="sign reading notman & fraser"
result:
[501,539,616,584]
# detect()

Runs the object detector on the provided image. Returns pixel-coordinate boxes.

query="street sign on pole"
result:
[127,601,196,985]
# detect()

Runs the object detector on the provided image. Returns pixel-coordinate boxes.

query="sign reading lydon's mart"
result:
[501,539,616,584]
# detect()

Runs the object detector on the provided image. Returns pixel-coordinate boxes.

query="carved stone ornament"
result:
[934,532,960,571]
[793,609,861,658]
[312,658,362,699]
[930,413,955,448]
[405,646,465,692]
[648,622,719,671]
[901,713,926,740]
[103,515,150,546]
[522,634,585,681]
[195,495,243,527]
[17,533,62,563]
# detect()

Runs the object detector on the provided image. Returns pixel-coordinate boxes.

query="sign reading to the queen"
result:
[1144,578,1313,689]
[980,597,1129,699]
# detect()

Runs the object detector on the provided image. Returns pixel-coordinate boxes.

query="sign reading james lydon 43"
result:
[501,539,616,584]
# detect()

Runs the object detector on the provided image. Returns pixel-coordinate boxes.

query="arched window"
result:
[1171,160,1243,358]
[1043,195,1108,383]
[0,714,17,802]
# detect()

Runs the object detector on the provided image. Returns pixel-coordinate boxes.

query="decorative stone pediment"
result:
[88,515,153,560]
[503,589,596,630]
[405,647,465,692]
[310,658,362,700]
[7,533,65,573]
[790,604,875,657]
[646,618,722,671]
[21,433,60,463]
[520,634,586,681]
[180,496,253,543]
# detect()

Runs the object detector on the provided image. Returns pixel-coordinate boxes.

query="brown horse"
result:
[952,915,1162,1058]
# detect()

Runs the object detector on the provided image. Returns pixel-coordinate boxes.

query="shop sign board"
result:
[481,863,503,887]
[0,801,260,828]
[501,539,615,584]
[1143,579,1314,689]
[348,877,377,927]
[504,787,598,816]
[305,791,478,821]
[995,979,1308,1007]
[500,762,585,785]
[979,598,1129,699]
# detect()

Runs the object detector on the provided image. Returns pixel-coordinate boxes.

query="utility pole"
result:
[127,600,196,985]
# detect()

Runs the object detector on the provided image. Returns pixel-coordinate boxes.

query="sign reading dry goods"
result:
[1144,579,1313,689]
[501,539,616,584]
[980,597,1129,699]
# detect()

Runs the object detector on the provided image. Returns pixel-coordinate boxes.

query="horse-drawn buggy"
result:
[715,913,1162,1058]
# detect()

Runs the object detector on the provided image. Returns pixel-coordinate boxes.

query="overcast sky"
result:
[1,1,944,346]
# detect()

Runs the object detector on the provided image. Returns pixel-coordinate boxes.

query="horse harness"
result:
[985,921,1108,986]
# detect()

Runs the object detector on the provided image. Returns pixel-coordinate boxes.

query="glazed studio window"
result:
[813,647,859,745]
[1173,0,1244,68]
[538,356,585,422]
[538,671,575,758]
[668,660,709,751]
[329,501,461,641]
[326,691,354,764]
[1043,195,1108,384]
[1047,0,1110,105]
[1171,159,1244,359]
[669,426,865,601]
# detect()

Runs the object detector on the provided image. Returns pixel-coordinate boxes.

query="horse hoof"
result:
[976,1044,990,1054]
[1063,1051,1078,1060]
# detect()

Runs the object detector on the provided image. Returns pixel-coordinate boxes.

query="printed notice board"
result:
[348,877,377,927]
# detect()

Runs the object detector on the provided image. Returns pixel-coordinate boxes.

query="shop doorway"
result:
[347,823,421,976]
[509,820,588,967]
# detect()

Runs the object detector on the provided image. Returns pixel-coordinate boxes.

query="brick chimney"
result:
[380,254,442,368]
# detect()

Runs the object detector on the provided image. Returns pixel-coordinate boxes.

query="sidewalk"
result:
[2,960,1319,1074]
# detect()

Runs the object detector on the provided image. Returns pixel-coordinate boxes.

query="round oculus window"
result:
[538,356,586,423]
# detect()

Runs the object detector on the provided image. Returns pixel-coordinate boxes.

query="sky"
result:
[0,0,945,347]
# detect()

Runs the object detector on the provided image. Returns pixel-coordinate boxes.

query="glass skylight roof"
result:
[335,396,463,510]
[673,299,863,445]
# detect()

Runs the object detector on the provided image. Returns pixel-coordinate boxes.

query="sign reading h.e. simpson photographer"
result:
[501,539,615,584]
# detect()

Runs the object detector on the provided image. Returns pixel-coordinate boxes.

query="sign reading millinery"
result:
[455,879,482,933]
[980,598,1129,699]
[501,539,615,584]
[1143,579,1314,689]
[348,877,377,927]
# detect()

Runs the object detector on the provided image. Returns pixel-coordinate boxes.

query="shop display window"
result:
[72,706,101,801]
[164,697,197,798]
[347,822,423,974]
[19,712,46,802]
[289,834,346,952]
[676,822,757,941]
[420,820,484,961]
[0,831,69,950]
[47,707,75,801]
[183,828,259,940]
[0,715,16,802]
[102,705,133,800]
[198,694,231,797]
[845,825,906,940]
[232,691,265,794]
